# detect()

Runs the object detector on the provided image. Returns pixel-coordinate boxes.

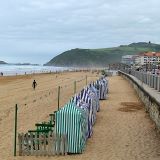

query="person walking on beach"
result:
[32,80,37,90]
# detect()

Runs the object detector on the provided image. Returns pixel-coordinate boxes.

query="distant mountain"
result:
[45,42,160,67]
[0,61,7,64]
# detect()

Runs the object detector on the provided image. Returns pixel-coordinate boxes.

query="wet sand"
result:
[0,72,160,160]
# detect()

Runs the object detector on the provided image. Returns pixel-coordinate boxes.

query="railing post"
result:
[139,72,141,81]
[142,73,144,82]
[150,74,152,87]
[150,75,152,87]
[14,104,18,156]
[158,76,160,92]
[156,75,159,90]
[152,75,154,88]
[147,73,149,85]
[154,75,157,90]
[145,73,147,84]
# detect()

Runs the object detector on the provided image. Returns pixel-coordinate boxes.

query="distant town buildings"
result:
[135,52,160,65]
[121,55,139,66]
[122,52,160,66]
[121,55,133,65]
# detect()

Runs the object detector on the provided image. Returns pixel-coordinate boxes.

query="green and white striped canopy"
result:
[55,102,88,153]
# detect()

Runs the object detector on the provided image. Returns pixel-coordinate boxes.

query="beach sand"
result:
[0,71,160,160]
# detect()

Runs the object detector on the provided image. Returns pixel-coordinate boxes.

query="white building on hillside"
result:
[135,52,160,65]
[121,55,134,65]
[121,55,139,65]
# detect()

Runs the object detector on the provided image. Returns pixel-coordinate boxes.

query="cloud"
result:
[0,0,160,63]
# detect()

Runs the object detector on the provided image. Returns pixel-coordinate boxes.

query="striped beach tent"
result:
[93,80,101,99]
[86,84,100,112]
[100,77,108,99]
[100,76,108,92]
[84,88,98,122]
[94,77,108,100]
[72,95,93,138]
[79,89,97,125]
[55,102,88,153]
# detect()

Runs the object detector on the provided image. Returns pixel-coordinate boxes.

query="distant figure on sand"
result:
[32,80,37,90]
[1,72,3,76]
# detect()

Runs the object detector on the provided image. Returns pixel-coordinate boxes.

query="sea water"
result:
[0,64,72,76]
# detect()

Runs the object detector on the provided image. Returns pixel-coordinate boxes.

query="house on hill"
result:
[135,52,160,66]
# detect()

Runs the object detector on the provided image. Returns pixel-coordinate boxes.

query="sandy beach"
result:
[0,71,160,160]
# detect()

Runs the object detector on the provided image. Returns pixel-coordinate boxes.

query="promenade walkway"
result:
[78,75,160,160]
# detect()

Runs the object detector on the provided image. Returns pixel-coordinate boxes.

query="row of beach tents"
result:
[55,76,108,153]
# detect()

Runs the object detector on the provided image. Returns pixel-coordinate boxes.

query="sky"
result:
[0,0,160,64]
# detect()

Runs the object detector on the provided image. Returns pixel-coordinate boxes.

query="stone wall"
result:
[119,71,160,131]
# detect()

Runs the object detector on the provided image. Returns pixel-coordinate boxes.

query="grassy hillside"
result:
[0,61,7,64]
[45,42,160,67]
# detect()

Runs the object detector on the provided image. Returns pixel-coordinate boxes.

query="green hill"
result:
[45,42,160,67]
[0,61,7,64]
